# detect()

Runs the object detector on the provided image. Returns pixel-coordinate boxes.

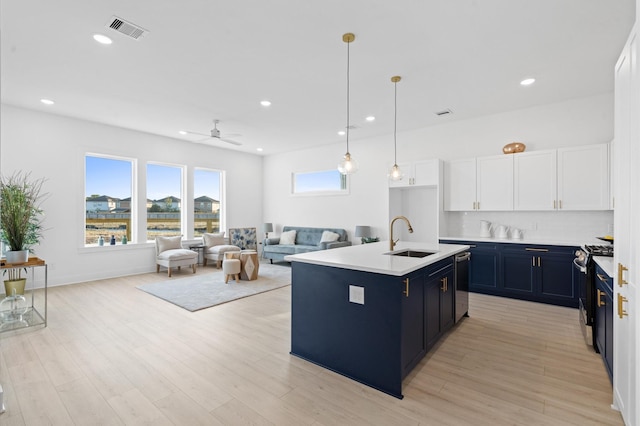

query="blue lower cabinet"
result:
[594,265,613,383]
[440,240,579,308]
[425,262,454,351]
[290,257,456,399]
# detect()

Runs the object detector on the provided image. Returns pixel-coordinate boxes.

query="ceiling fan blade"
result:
[184,130,210,137]
[220,137,242,146]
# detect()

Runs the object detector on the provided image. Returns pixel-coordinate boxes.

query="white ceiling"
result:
[1,1,635,155]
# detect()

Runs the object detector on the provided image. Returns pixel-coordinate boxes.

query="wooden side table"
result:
[239,250,259,280]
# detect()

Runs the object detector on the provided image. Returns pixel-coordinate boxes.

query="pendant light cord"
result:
[394,80,398,165]
[346,39,350,153]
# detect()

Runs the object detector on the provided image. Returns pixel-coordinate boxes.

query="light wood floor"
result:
[0,264,624,425]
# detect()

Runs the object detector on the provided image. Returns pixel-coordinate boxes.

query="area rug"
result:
[136,262,291,311]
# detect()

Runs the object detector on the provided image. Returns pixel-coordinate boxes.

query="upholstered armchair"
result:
[202,232,240,268]
[155,235,198,277]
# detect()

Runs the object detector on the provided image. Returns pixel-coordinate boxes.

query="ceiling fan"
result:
[183,119,242,146]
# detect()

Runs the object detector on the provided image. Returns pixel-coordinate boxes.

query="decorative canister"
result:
[110,235,116,245]
[98,236,104,246]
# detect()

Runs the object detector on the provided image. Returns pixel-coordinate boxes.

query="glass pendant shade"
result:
[338,152,359,175]
[389,163,404,181]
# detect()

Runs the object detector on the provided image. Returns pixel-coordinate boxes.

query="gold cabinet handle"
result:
[618,294,628,319]
[525,248,549,252]
[559,200,563,209]
[597,289,606,307]
[532,256,535,267]
[596,273,608,283]
[446,277,448,292]
[538,256,541,267]
[441,277,446,292]
[403,278,409,297]
[477,201,480,210]
[553,200,556,209]
[618,263,629,286]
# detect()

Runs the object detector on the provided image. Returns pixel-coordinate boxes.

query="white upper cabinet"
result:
[514,150,557,211]
[557,144,609,210]
[389,159,439,187]
[476,154,514,211]
[445,143,610,211]
[444,156,513,211]
[444,158,476,211]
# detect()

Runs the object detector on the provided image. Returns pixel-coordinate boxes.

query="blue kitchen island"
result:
[285,241,469,399]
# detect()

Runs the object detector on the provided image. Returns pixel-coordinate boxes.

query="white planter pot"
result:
[5,250,29,264]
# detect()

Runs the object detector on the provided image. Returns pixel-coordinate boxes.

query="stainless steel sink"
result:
[387,249,437,258]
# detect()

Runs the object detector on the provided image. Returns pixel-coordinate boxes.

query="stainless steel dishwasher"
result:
[455,252,470,322]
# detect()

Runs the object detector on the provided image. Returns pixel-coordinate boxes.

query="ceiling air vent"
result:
[434,109,453,117]
[106,16,148,40]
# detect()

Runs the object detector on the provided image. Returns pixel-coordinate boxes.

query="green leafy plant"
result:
[0,171,47,253]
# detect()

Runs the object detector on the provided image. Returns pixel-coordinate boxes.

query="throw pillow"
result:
[156,235,182,253]
[320,230,340,243]
[279,230,297,245]
[203,232,225,248]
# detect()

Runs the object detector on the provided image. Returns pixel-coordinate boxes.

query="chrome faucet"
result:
[389,215,414,251]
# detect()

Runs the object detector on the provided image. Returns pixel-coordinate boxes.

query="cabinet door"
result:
[444,158,476,211]
[440,267,455,333]
[468,244,499,292]
[595,280,607,357]
[605,288,613,379]
[557,144,610,210]
[538,251,576,306]
[413,159,439,186]
[477,155,514,210]
[424,276,442,350]
[501,251,535,295]
[514,150,557,211]
[401,272,426,376]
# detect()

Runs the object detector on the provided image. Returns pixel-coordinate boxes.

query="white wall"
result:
[263,93,614,244]
[0,104,263,286]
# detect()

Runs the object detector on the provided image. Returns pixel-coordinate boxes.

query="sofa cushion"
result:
[264,244,298,254]
[157,248,197,261]
[320,230,340,244]
[203,232,225,248]
[279,230,297,245]
[294,245,321,254]
[156,235,182,253]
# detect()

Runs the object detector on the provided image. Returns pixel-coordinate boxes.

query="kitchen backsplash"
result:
[445,211,613,242]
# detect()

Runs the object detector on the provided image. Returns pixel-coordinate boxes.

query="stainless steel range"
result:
[574,244,613,348]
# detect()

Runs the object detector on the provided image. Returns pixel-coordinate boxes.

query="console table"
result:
[0,256,47,333]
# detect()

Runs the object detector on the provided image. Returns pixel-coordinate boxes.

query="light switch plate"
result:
[349,285,364,305]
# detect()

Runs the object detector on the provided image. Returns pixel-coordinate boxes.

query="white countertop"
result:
[594,256,614,277]
[440,235,604,247]
[284,241,470,276]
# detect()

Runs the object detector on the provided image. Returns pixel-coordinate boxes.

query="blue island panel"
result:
[290,262,404,398]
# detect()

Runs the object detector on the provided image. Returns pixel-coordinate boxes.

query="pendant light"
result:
[338,33,359,175]
[389,76,403,181]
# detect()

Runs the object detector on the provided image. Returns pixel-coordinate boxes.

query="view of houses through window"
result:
[85,155,224,245]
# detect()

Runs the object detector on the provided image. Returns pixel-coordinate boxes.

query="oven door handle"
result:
[573,258,587,273]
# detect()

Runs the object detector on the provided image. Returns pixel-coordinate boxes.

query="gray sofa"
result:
[263,226,351,263]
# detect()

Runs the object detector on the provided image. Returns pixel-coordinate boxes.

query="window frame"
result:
[291,169,349,197]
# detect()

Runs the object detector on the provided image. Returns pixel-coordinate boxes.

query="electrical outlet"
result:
[349,285,364,305]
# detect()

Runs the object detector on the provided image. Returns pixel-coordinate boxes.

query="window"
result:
[85,155,134,245]
[194,168,223,237]
[147,163,182,241]
[292,169,348,195]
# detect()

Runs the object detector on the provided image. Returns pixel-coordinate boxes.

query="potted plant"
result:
[0,171,46,295]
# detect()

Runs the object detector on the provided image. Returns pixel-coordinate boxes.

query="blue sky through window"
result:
[294,169,346,193]
[85,156,132,199]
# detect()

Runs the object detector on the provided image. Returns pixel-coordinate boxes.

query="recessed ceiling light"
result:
[260,100,271,107]
[257,148,264,152]
[365,116,375,122]
[93,34,113,45]
[40,99,55,105]
[520,78,536,86]
[337,130,346,136]
[178,130,187,135]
